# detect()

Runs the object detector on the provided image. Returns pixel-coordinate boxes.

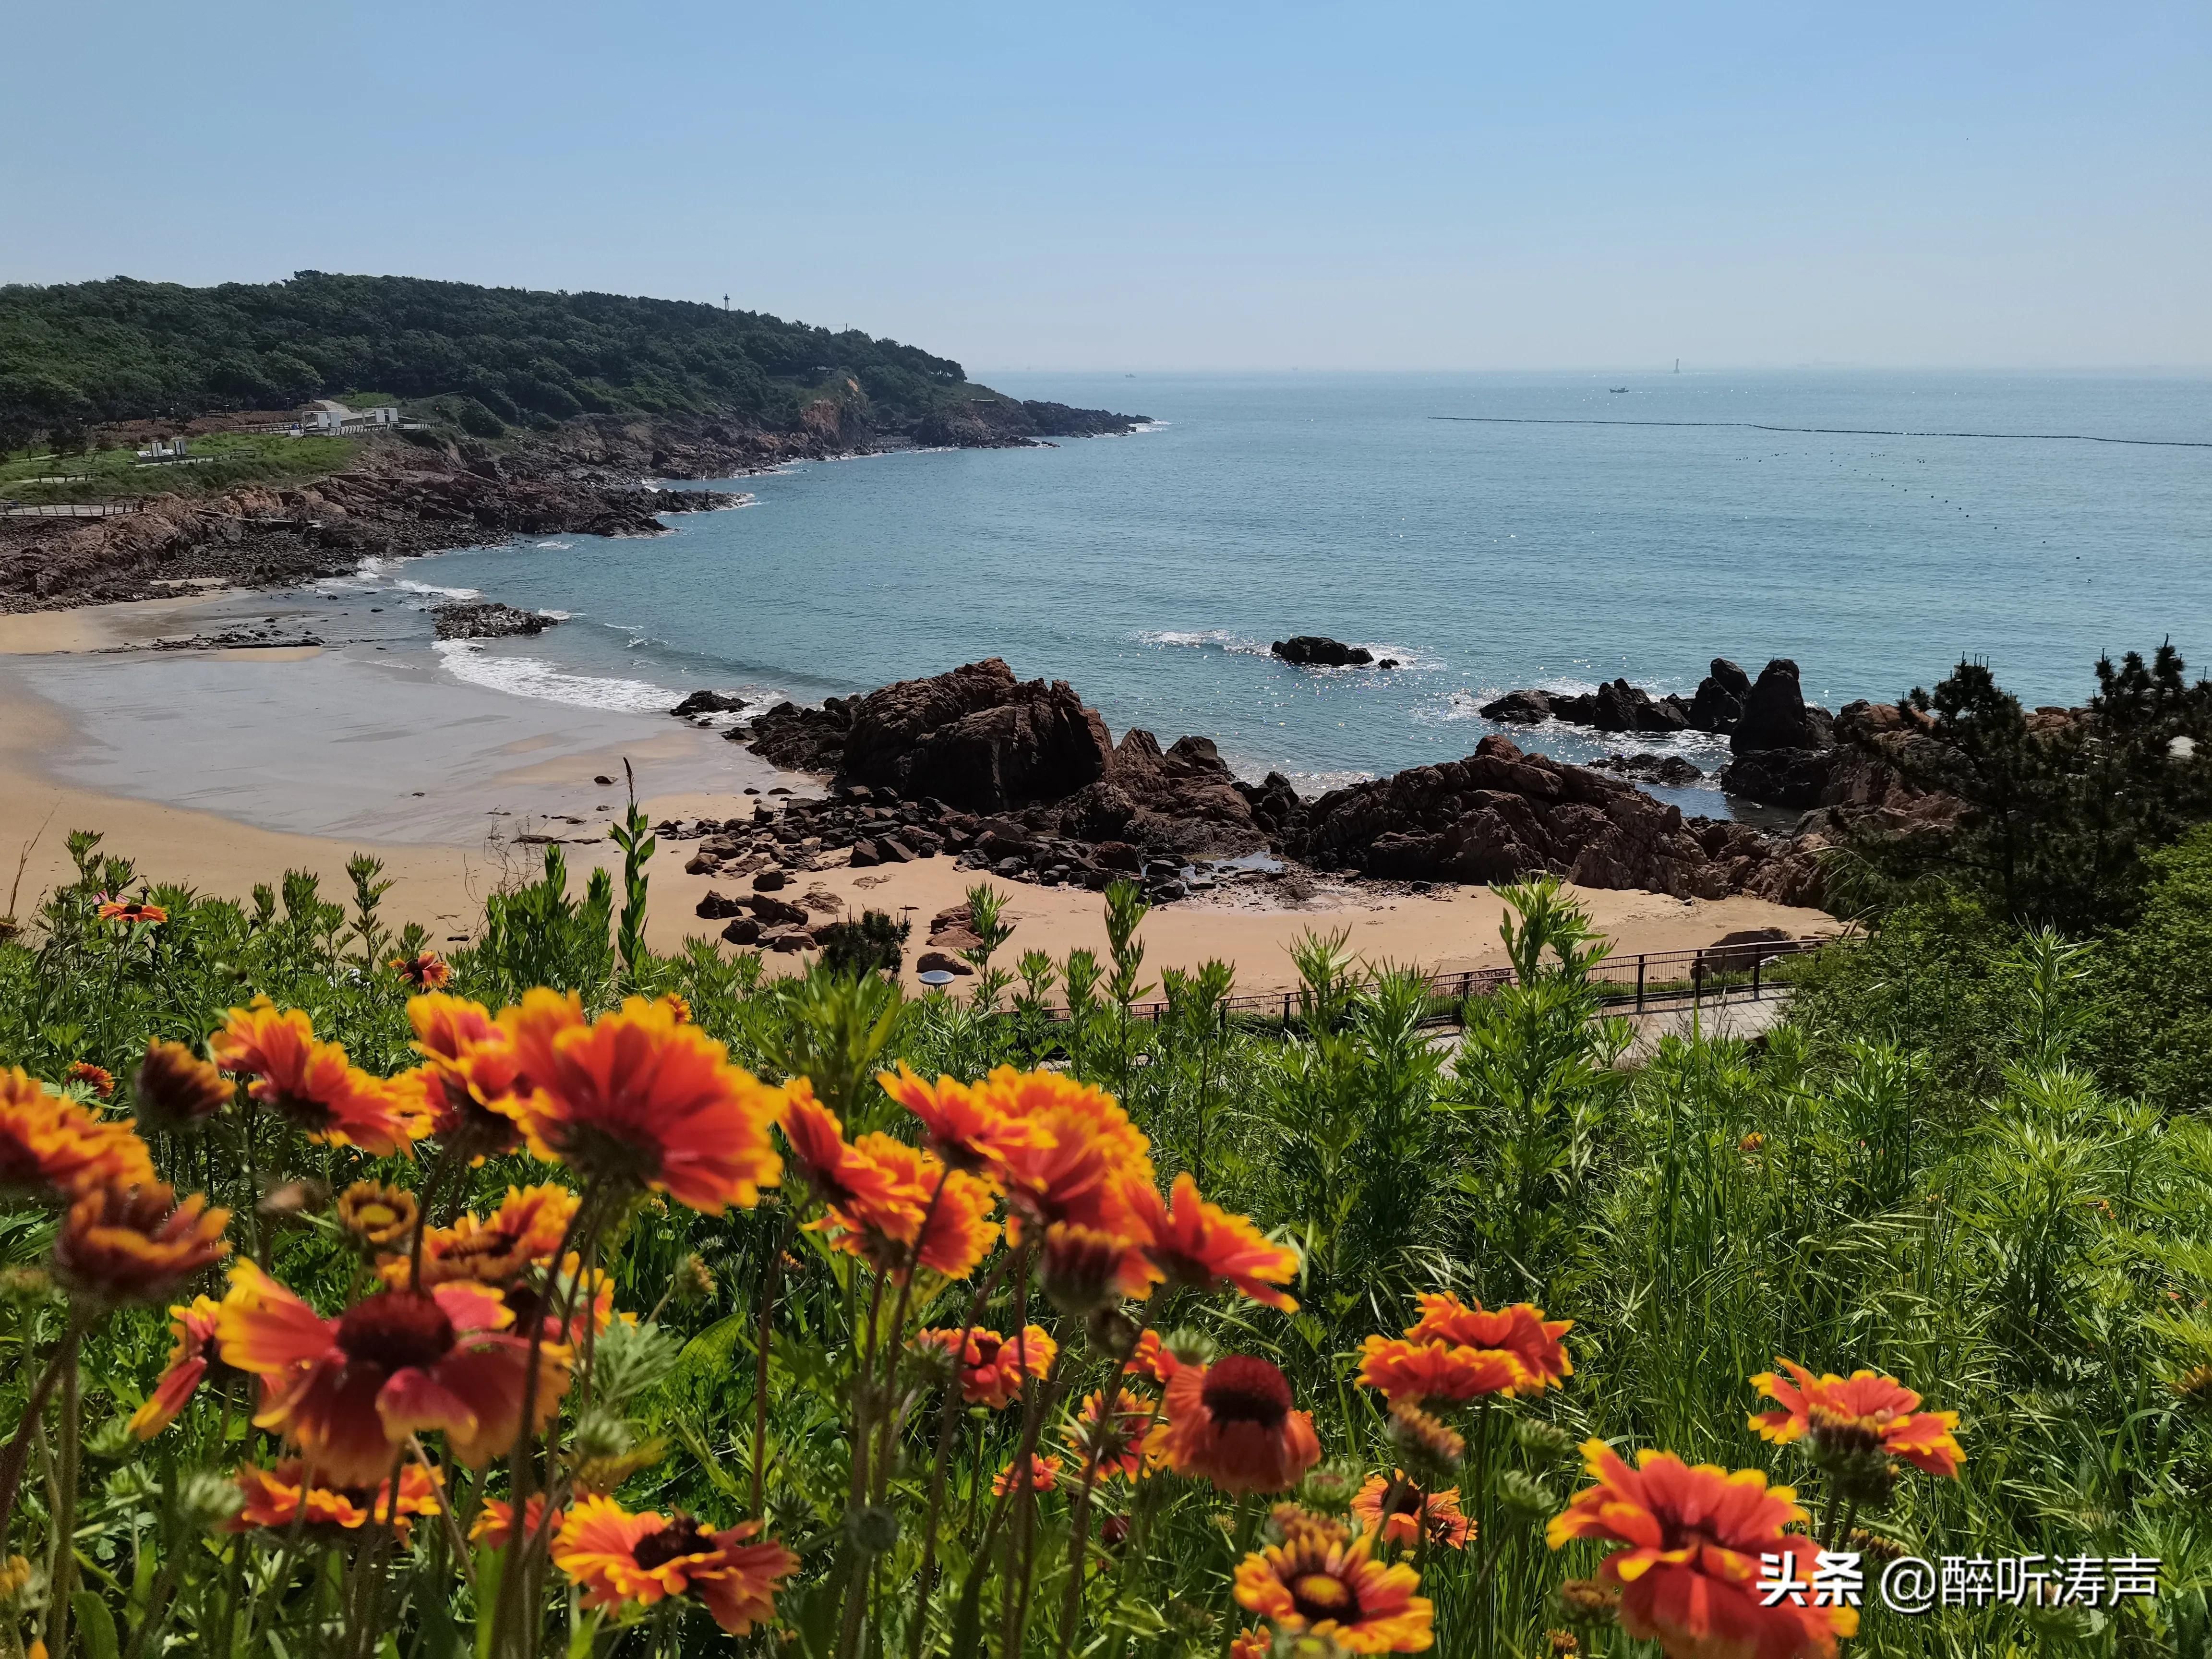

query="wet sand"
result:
[0,592,1839,985]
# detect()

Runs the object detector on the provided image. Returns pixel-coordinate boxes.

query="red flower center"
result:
[632,1514,715,1571]
[1202,1355,1292,1431]
[337,1291,456,1371]
[1290,1570,1359,1624]
[971,1332,1004,1366]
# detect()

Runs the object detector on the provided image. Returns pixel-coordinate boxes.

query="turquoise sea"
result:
[367,371,2212,811]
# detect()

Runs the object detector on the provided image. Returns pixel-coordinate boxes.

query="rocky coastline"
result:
[660,657,1860,917]
[0,397,1145,614]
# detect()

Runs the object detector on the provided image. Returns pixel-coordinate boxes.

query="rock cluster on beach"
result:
[729,657,1832,908]
[1272,636,1374,668]
[431,602,558,640]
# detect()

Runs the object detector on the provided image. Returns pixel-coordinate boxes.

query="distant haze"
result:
[4,2,2206,372]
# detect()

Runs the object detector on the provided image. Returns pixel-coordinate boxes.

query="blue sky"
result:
[6,2,2207,370]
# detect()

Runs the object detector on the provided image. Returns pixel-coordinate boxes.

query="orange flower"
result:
[230,1459,442,1539]
[878,1061,1044,1175]
[1547,1441,1855,1659]
[658,992,691,1025]
[63,1062,114,1099]
[1150,1354,1322,1496]
[129,1296,227,1439]
[0,1067,156,1199]
[209,998,415,1155]
[471,1493,563,1551]
[994,1454,1064,1495]
[812,1135,999,1282]
[1357,1338,1530,1407]
[779,1082,916,1216]
[96,897,167,926]
[553,1495,798,1636]
[502,992,782,1213]
[1750,1359,1964,1479]
[1130,1328,1179,1384]
[391,951,451,990]
[337,1181,418,1250]
[912,1324,1058,1409]
[385,1183,579,1289]
[1038,1219,1155,1313]
[132,1040,233,1130]
[1126,1173,1300,1311]
[1407,1293,1572,1391]
[55,1182,229,1307]
[1064,1386,1157,1481]
[1351,1472,1472,1551]
[980,1067,1155,1242]
[1229,1627,1273,1659]
[1233,1526,1433,1654]
[217,1261,567,1486]
[404,993,528,1156]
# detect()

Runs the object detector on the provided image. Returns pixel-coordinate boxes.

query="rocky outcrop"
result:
[1478,658,1757,737]
[1715,660,1843,806]
[1592,753,1705,786]
[747,659,1113,814]
[1273,636,1373,668]
[1279,733,1807,901]
[1729,659,1833,755]
[671,689,746,718]
[432,602,556,640]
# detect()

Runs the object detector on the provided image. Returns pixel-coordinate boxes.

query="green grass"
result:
[0,430,358,504]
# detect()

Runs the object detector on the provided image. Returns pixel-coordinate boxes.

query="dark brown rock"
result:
[1731,659,1834,755]
[720,915,761,945]
[751,869,787,891]
[1272,636,1374,668]
[915,950,975,976]
[750,894,810,927]
[695,890,747,920]
[1280,733,1802,901]
[1479,689,1554,724]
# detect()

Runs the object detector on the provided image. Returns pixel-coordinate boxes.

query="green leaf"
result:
[74,1591,121,1659]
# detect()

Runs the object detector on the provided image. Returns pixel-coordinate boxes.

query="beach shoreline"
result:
[0,585,1840,991]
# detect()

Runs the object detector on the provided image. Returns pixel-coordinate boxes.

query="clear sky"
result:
[6,2,2207,372]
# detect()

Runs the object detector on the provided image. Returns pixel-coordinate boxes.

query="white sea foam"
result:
[433,641,682,714]
[396,578,482,601]
[533,540,574,550]
[1136,628,1271,656]
[1284,769,1376,795]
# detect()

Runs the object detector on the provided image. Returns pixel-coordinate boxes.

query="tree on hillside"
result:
[1872,645,2212,930]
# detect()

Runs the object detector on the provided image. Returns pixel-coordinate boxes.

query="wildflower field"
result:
[0,820,2206,1659]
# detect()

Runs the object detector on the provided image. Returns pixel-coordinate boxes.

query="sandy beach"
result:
[0,589,1840,991]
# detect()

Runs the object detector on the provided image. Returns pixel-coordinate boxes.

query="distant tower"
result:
[1674,358,1680,373]
[722,293,730,311]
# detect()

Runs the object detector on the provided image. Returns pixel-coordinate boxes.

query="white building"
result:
[292,401,400,434]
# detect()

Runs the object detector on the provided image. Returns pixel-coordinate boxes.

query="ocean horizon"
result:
[336,368,2210,815]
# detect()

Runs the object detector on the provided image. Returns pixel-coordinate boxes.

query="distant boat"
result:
[1608,386,1628,394]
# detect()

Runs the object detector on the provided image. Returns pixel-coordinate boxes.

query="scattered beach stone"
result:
[750,869,787,891]
[1271,636,1373,668]
[695,890,746,920]
[915,950,974,976]
[670,689,747,718]
[720,916,761,945]
[594,774,615,786]
[432,602,556,640]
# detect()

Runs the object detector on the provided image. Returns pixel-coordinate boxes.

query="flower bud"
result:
[1383,1402,1465,1479]
[1514,1418,1578,1461]
[1557,1577,1621,1627]
[1497,1468,1555,1526]
[1296,1461,1361,1515]
[845,1503,900,1557]
[174,1469,247,1532]
[1161,1327,1217,1370]
[673,1252,716,1307]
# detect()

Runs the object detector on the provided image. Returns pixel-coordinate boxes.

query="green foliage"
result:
[0,430,353,503]
[1862,644,2212,930]
[0,271,973,445]
[2083,822,2212,1117]
[815,909,912,981]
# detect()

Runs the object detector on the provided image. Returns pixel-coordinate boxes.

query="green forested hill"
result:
[0,272,971,439]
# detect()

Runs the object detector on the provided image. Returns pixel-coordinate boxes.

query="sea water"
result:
[384,371,2212,811]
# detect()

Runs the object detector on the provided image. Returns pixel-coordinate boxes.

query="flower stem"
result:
[751,1207,793,1520]
[45,1333,83,1659]
[0,1313,81,1545]
[902,1256,1010,1659]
